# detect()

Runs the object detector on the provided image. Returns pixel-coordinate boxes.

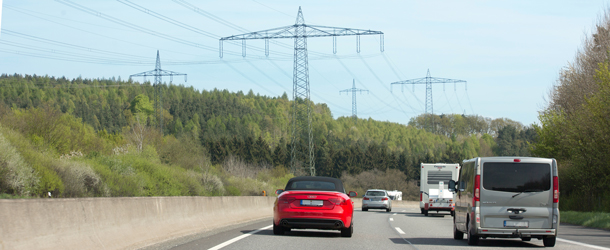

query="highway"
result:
[144,207,610,250]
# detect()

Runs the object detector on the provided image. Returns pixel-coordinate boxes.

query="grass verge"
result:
[561,211,610,230]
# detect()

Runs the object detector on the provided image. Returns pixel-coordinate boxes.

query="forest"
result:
[0,73,534,200]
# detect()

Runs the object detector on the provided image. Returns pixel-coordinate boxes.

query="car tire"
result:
[386,208,391,212]
[424,210,428,216]
[453,217,464,240]
[362,208,368,211]
[543,236,556,247]
[466,218,479,245]
[273,222,284,235]
[341,223,353,237]
[521,237,531,241]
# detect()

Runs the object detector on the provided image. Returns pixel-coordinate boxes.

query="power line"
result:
[339,79,369,122]
[129,51,187,134]
[391,70,467,132]
[54,0,244,56]
[220,7,383,176]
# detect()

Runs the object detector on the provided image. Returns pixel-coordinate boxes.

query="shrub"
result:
[0,127,40,196]
[52,160,109,197]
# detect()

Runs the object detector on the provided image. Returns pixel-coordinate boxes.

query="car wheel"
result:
[341,223,353,237]
[424,210,428,216]
[386,208,391,212]
[521,237,531,241]
[543,236,556,247]
[273,222,284,235]
[362,208,368,211]
[466,218,479,245]
[453,217,464,240]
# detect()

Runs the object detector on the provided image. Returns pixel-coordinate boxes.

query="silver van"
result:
[449,157,559,247]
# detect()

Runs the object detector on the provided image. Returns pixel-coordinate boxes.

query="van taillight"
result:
[420,192,422,201]
[553,176,559,203]
[473,175,481,203]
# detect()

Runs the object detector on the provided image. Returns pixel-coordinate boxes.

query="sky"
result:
[0,0,607,126]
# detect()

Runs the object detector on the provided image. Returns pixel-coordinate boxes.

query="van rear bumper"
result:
[477,228,556,237]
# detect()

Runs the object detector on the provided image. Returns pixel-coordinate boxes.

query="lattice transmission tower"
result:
[220,7,383,176]
[130,50,187,134]
[340,79,369,123]
[390,69,466,132]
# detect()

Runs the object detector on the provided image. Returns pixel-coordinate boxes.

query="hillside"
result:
[0,74,533,199]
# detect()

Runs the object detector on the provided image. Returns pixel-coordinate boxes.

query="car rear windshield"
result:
[365,191,386,196]
[286,181,336,191]
[483,163,551,192]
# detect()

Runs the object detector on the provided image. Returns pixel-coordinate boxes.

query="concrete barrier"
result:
[0,196,275,250]
[351,198,419,209]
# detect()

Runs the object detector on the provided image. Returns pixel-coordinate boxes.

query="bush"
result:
[0,128,40,196]
[52,160,109,197]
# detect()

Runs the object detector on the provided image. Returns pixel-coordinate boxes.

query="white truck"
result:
[420,163,460,216]
[386,190,402,201]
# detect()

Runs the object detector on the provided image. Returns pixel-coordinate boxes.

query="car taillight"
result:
[429,199,433,202]
[553,176,559,203]
[363,197,369,200]
[279,197,295,204]
[329,198,346,205]
[473,174,480,204]
[382,197,388,201]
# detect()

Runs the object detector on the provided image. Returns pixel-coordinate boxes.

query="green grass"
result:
[561,211,610,230]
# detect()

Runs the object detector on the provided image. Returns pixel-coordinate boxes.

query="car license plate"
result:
[301,200,323,206]
[504,220,528,228]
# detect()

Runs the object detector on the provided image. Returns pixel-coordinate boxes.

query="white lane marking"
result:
[390,218,394,221]
[557,238,610,250]
[208,225,273,250]
[395,227,406,234]
[401,210,406,212]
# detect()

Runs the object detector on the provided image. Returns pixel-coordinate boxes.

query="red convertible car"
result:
[273,176,357,237]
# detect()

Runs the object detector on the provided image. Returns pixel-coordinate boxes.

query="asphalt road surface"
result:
[145,207,610,250]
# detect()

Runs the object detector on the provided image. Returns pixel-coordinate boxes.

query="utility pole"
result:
[340,79,369,123]
[129,50,187,134]
[220,7,383,176]
[390,69,466,133]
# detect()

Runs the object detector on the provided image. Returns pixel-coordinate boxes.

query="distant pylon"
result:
[340,79,369,122]
[220,7,383,176]
[390,69,466,133]
[129,50,187,134]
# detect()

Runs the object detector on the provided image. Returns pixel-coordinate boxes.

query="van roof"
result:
[463,156,555,164]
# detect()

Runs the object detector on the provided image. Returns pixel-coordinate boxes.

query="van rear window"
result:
[482,163,551,192]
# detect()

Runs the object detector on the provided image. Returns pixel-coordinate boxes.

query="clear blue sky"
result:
[0,0,607,126]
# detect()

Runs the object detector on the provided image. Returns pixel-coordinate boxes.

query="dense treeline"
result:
[0,73,535,198]
[532,13,610,212]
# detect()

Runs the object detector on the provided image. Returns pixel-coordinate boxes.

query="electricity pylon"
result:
[220,7,383,176]
[340,79,369,123]
[390,69,466,133]
[129,50,187,134]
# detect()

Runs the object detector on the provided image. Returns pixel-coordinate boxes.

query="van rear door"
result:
[479,160,553,229]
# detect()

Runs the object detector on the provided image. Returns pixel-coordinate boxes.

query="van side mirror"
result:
[275,189,284,195]
[448,180,456,192]
[348,191,357,197]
